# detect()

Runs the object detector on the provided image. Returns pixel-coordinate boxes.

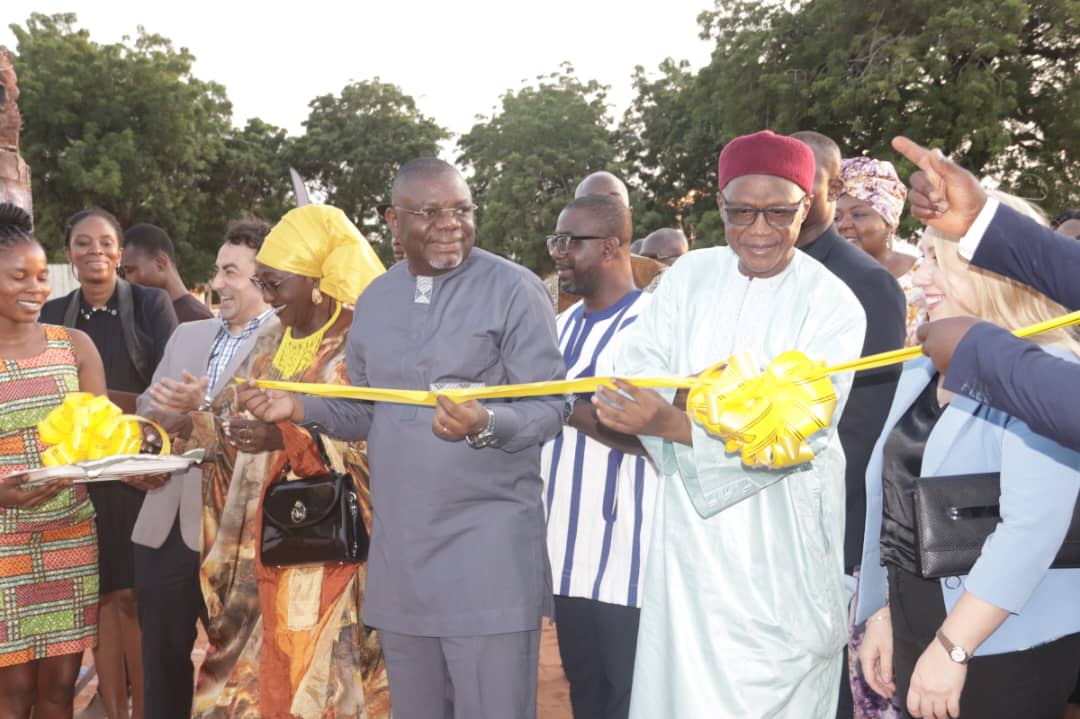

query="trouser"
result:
[553,595,640,719]
[133,519,208,719]
[889,566,1080,719]
[378,627,541,719]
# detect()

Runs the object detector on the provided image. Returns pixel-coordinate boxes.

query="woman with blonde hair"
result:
[166,205,390,718]
[856,191,1080,719]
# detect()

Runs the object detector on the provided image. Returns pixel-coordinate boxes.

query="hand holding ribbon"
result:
[244,309,1080,470]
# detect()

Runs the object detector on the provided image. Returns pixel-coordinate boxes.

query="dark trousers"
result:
[553,595,641,719]
[889,566,1080,719]
[133,519,208,719]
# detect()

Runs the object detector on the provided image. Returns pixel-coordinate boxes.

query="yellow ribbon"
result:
[245,309,1080,469]
[37,393,170,467]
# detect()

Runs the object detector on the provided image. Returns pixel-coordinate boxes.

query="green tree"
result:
[627,0,1080,242]
[10,12,236,281]
[200,118,294,255]
[458,65,620,274]
[290,80,447,266]
[619,59,720,246]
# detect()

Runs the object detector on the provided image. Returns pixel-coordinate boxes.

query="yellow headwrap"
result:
[257,205,385,304]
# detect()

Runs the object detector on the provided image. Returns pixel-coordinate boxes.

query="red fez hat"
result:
[717,130,815,195]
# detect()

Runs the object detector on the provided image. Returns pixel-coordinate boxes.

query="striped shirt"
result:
[541,290,660,608]
[204,308,276,400]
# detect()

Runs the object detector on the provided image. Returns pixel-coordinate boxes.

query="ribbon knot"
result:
[686,351,837,469]
[37,393,161,467]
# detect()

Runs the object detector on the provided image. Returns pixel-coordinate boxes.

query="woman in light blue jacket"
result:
[856,193,1080,719]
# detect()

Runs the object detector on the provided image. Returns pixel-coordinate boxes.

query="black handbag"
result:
[913,472,1080,579]
[260,433,369,567]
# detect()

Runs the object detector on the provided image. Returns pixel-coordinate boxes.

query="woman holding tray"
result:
[39,208,177,719]
[0,204,108,718]
[856,192,1080,719]
[166,205,389,718]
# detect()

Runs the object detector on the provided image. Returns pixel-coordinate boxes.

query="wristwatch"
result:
[562,394,577,425]
[465,407,497,449]
[935,629,971,664]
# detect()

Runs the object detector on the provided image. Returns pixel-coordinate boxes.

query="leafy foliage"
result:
[458,65,620,274]
[289,80,447,267]
[10,12,234,280]
[625,0,1080,244]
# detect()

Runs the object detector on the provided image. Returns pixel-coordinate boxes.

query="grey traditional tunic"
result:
[303,248,565,637]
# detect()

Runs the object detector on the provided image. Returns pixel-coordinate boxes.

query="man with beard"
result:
[238,158,565,719]
[541,194,659,719]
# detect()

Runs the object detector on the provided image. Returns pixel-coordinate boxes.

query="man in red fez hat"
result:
[591,129,868,718]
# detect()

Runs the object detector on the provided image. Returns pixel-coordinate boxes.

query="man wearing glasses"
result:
[540,194,660,719]
[239,158,565,719]
[592,130,866,717]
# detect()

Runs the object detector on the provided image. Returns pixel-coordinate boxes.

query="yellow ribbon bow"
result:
[37,393,169,466]
[687,351,836,469]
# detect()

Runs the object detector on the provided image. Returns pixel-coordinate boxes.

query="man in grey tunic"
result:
[240,158,565,719]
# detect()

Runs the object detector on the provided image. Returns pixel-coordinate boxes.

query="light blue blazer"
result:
[855,355,1080,655]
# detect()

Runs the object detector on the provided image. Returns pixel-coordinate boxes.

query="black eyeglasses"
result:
[393,205,477,223]
[545,233,611,254]
[250,274,295,294]
[720,195,807,228]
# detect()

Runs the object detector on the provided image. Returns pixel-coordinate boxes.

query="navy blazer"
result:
[857,356,1080,655]
[802,226,906,570]
[945,204,1080,451]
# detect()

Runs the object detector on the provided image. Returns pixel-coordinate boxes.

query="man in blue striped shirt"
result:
[541,194,661,719]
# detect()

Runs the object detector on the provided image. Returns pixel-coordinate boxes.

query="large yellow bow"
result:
[37,393,169,466]
[687,351,836,468]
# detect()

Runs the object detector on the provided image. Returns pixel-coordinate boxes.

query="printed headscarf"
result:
[839,157,908,229]
[257,205,385,304]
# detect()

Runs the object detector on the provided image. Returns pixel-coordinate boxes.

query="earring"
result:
[311,286,323,305]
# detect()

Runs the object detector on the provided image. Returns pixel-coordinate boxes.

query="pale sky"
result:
[3,1,717,149]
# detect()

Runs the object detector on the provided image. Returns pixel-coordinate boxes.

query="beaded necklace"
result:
[271,301,341,379]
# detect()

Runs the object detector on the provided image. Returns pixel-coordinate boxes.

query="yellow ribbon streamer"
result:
[37,393,170,467]
[245,309,1080,469]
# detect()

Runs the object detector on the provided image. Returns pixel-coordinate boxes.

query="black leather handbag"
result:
[913,472,1080,579]
[260,433,369,567]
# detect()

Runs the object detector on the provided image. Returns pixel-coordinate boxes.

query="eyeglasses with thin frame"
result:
[393,205,477,223]
[250,274,295,294]
[719,195,807,228]
[545,233,612,254]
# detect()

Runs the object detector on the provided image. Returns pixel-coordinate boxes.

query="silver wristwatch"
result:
[935,629,971,664]
[465,407,496,448]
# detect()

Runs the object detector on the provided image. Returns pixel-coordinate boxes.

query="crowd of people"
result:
[0,127,1077,719]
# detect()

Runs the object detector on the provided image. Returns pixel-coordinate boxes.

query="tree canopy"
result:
[11,12,236,279]
[458,65,620,274]
[624,0,1080,245]
[6,3,1078,280]
[290,80,447,267]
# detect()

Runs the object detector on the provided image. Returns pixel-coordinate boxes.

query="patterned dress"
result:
[0,325,98,667]
[188,325,389,719]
